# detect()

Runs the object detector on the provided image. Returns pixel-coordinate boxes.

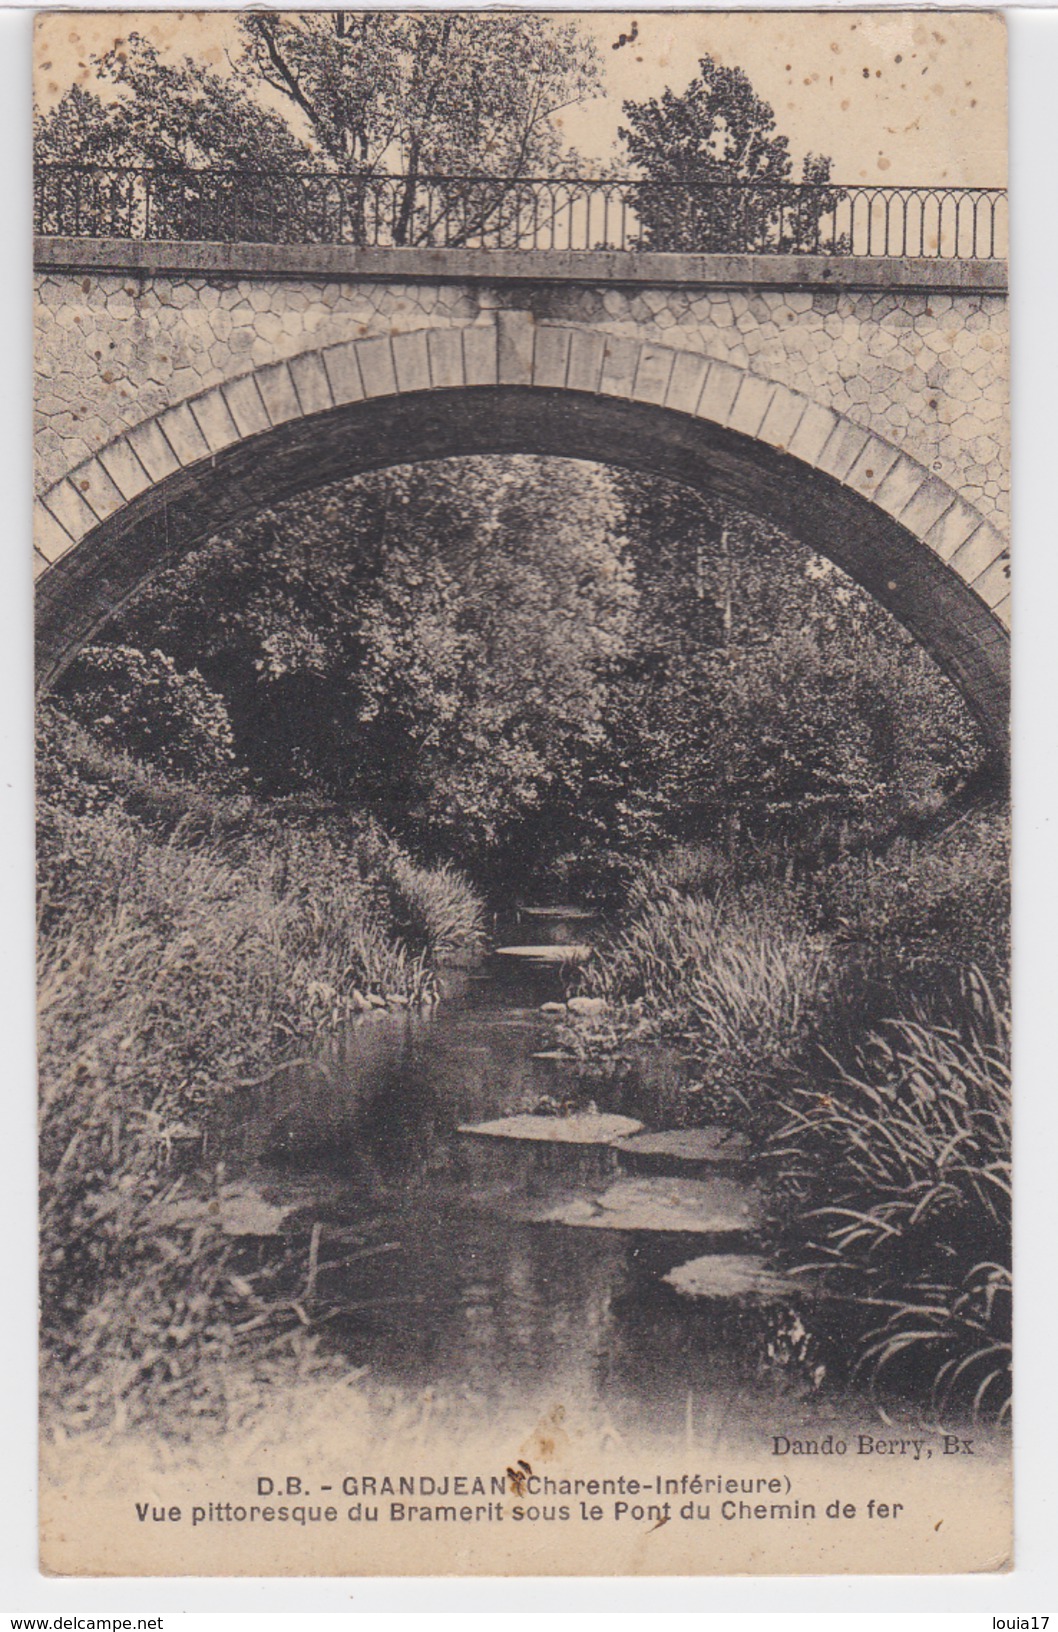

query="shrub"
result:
[805,809,1009,979]
[36,702,252,842]
[59,645,238,780]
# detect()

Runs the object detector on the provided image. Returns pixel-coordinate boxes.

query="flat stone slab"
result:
[494,944,592,962]
[566,995,608,1017]
[458,1111,644,1145]
[536,1175,762,1235]
[520,906,597,919]
[614,1127,753,1167]
[664,1254,808,1302]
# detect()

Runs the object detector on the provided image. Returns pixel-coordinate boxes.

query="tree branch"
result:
[250,17,335,158]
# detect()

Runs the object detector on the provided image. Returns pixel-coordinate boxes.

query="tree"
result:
[608,471,984,855]
[63,457,984,890]
[97,457,638,883]
[34,17,602,245]
[619,55,842,252]
[33,37,320,240]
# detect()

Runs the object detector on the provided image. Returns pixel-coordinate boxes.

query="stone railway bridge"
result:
[33,232,1010,764]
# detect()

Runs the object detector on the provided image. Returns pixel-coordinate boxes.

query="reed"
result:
[580,888,835,1119]
[770,969,1011,1417]
[384,855,486,956]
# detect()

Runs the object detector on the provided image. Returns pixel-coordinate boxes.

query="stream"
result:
[216,908,814,1439]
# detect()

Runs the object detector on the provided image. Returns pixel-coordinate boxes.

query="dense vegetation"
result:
[88,456,985,897]
[564,812,1010,1414]
[37,703,484,1432]
[39,453,1008,1430]
[35,12,1009,1442]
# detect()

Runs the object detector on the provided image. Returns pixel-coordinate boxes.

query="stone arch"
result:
[34,317,1010,763]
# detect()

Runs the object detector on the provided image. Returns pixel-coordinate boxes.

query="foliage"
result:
[566,820,1010,1411]
[625,841,732,907]
[805,808,1010,979]
[35,17,602,245]
[59,645,239,782]
[610,471,984,857]
[770,970,1011,1418]
[235,15,601,201]
[100,457,641,887]
[35,700,254,858]
[385,857,486,957]
[579,882,836,1124]
[34,34,316,240]
[87,458,985,895]
[37,708,484,1430]
[620,53,843,251]
[34,36,313,170]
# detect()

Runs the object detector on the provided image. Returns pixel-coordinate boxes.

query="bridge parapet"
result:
[35,167,1007,262]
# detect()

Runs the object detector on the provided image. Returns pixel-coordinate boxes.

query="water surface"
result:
[219,909,806,1438]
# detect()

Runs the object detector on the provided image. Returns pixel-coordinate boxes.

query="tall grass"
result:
[385,856,486,957]
[579,886,835,1122]
[569,832,1010,1416]
[769,970,1011,1418]
[37,708,485,1434]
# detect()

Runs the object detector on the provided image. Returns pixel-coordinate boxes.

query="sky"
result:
[34,9,1007,187]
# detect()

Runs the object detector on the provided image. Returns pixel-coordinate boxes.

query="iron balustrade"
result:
[33,166,1008,260]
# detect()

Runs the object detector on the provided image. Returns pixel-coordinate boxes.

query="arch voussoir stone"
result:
[756,382,809,452]
[726,373,776,439]
[392,329,432,394]
[288,351,334,416]
[972,555,1012,609]
[222,373,272,439]
[462,324,498,386]
[951,521,1009,597]
[126,419,180,484]
[97,436,153,503]
[255,359,302,425]
[34,498,77,565]
[320,340,366,406]
[188,385,241,454]
[533,325,572,391]
[566,328,607,395]
[425,327,465,391]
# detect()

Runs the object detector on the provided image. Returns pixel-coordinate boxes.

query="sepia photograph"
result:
[32,8,1011,1576]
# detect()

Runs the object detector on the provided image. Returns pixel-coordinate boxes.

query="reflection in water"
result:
[216,911,796,1439]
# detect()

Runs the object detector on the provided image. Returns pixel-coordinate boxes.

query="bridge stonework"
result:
[35,269,1009,533]
[32,249,1011,761]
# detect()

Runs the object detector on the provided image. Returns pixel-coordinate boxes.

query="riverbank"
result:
[37,704,485,1437]
[36,699,1010,1437]
[559,818,1011,1417]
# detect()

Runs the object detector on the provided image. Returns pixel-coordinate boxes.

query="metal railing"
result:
[33,166,1008,259]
